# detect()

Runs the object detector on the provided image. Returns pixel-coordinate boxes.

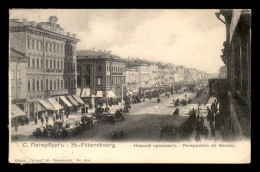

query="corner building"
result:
[9,17,79,120]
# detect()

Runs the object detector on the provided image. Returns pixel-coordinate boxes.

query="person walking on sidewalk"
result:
[41,117,44,125]
[81,106,85,115]
[85,106,88,114]
[34,116,38,125]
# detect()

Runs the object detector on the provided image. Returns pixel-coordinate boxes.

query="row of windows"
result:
[109,76,125,85]
[65,62,76,70]
[27,39,64,54]
[28,58,64,69]
[27,79,76,91]
[106,65,125,73]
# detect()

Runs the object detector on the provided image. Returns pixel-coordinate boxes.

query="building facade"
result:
[9,17,79,119]
[215,9,251,140]
[9,48,29,113]
[77,50,127,100]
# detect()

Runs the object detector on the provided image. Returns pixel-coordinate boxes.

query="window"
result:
[57,61,60,69]
[46,43,48,52]
[41,42,43,51]
[41,60,43,68]
[50,44,52,52]
[50,80,52,90]
[50,60,52,68]
[32,79,35,91]
[61,45,63,54]
[54,80,56,90]
[32,59,35,68]
[54,44,56,53]
[37,41,39,50]
[46,60,48,68]
[46,79,48,90]
[61,80,63,89]
[28,39,30,49]
[71,80,73,89]
[65,80,67,89]
[37,81,39,90]
[32,40,34,49]
[57,45,59,53]
[17,71,20,79]
[57,79,59,89]
[61,62,63,69]
[28,81,30,91]
[41,81,43,90]
[37,59,39,68]
[74,79,76,88]
[70,63,72,70]
[97,77,101,85]
[73,63,75,70]
[98,66,101,71]
[28,58,30,67]
[54,61,56,69]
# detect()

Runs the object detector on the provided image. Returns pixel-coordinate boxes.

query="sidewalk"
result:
[10,103,125,138]
[190,97,222,142]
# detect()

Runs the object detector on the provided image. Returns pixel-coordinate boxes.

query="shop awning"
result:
[11,104,26,118]
[38,99,55,111]
[60,96,73,107]
[72,95,84,104]
[76,88,82,97]
[107,90,117,98]
[81,88,91,97]
[96,91,103,97]
[67,95,79,106]
[48,98,63,110]
[36,102,47,112]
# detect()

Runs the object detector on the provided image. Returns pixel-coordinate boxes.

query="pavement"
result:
[11,92,206,141]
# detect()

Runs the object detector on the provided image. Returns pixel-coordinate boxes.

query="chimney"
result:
[72,34,77,38]
[22,19,27,25]
[67,32,70,37]
[32,21,36,27]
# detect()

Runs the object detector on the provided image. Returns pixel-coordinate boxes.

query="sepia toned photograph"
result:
[9,9,251,164]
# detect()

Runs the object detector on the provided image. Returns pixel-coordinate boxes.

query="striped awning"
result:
[38,99,55,111]
[60,96,73,107]
[48,98,63,110]
[107,90,117,98]
[72,95,84,104]
[67,95,79,106]
[11,104,26,118]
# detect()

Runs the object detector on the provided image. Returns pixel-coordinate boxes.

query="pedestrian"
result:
[81,106,85,115]
[85,106,88,114]
[15,124,18,133]
[46,116,49,125]
[195,133,201,142]
[74,106,77,114]
[34,117,38,125]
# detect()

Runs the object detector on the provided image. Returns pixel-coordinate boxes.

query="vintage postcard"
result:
[9,9,251,164]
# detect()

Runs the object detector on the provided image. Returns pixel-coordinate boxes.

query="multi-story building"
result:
[219,66,227,79]
[214,9,251,140]
[9,17,79,119]
[150,65,159,87]
[9,48,29,117]
[126,66,141,92]
[76,50,126,102]
[139,65,151,88]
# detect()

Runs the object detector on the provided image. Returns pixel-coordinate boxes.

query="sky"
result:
[10,9,226,74]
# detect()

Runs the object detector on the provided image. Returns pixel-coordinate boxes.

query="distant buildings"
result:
[219,66,227,78]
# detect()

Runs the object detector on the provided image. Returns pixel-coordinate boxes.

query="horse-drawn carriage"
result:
[95,107,125,124]
[180,99,187,106]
